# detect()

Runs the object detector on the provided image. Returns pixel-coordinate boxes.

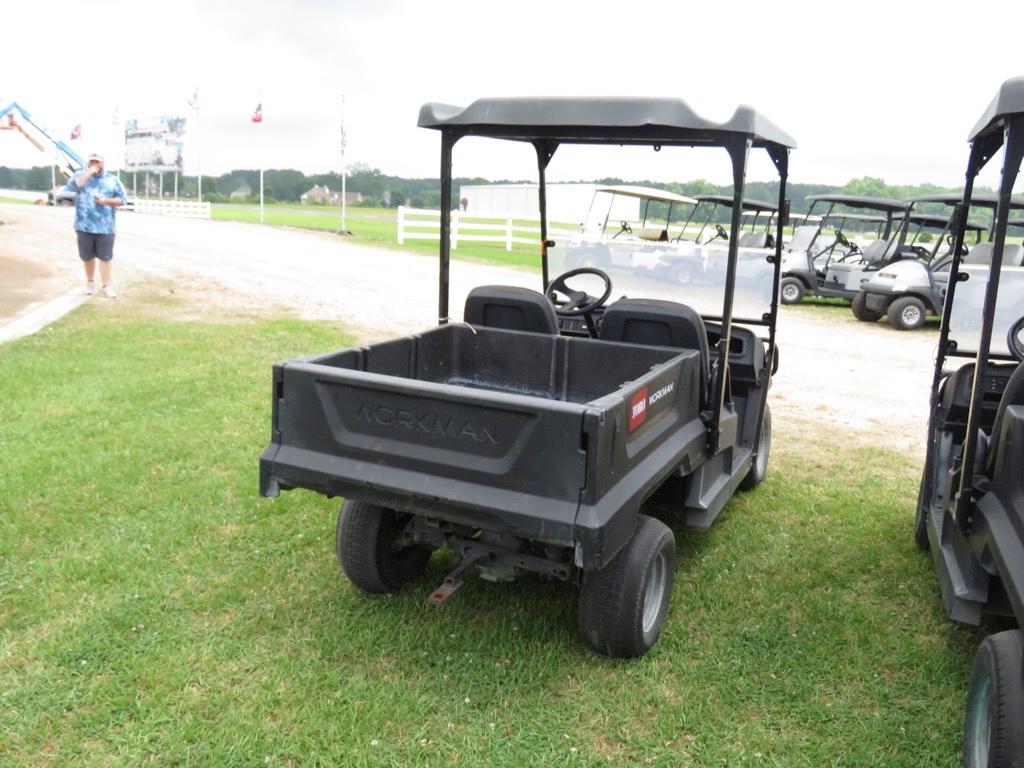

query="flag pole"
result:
[195,85,202,203]
[340,94,347,233]
[258,90,264,224]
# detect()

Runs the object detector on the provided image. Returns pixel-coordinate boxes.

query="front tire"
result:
[888,296,928,331]
[335,500,431,593]
[964,630,1024,768]
[780,276,805,305]
[851,291,883,322]
[739,405,772,492]
[578,515,675,658]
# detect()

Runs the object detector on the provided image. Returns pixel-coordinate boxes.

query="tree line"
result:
[0,163,977,216]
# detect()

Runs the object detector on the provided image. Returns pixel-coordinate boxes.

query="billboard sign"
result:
[124,115,186,172]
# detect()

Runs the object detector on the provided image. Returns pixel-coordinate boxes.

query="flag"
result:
[251,103,263,124]
[187,87,199,110]
[70,124,81,140]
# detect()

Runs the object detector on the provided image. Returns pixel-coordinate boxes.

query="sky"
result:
[2,0,1023,190]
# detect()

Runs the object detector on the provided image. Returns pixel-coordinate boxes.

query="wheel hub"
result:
[642,550,668,633]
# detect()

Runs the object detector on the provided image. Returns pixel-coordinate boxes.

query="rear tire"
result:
[739,405,771,492]
[964,630,1024,768]
[335,500,431,593]
[780,277,805,305]
[851,291,883,322]
[888,296,928,331]
[578,515,675,658]
[669,262,694,286]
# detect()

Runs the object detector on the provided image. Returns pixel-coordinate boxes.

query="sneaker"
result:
[101,284,118,299]
[84,281,96,295]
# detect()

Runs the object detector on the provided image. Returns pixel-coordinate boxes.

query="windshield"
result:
[948,265,1024,356]
[550,236,774,323]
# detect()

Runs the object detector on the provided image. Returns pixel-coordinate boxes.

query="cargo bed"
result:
[260,324,705,568]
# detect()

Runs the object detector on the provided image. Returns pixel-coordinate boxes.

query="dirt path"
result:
[1,203,936,455]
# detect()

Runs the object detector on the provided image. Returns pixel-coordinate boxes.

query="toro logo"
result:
[629,387,648,432]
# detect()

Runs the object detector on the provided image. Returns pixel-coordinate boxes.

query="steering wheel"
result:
[1007,316,1024,362]
[834,229,851,248]
[715,224,729,241]
[612,221,632,239]
[545,267,613,316]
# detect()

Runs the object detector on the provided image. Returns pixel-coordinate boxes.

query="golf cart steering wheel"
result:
[545,267,613,317]
[834,229,851,248]
[1007,316,1024,362]
[715,224,729,241]
[948,234,969,257]
[613,221,632,239]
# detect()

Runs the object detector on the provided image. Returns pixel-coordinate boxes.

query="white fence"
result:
[131,199,211,219]
[397,206,578,251]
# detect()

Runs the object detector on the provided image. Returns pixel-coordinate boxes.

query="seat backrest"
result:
[989,361,1024,472]
[463,285,559,335]
[738,231,768,248]
[964,242,994,265]
[599,298,709,388]
[860,239,893,263]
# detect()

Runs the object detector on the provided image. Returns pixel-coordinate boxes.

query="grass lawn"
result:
[0,296,995,766]
[211,204,547,270]
[0,196,34,205]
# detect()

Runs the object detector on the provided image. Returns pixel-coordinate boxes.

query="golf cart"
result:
[779,194,911,304]
[914,76,1024,767]
[857,194,1024,330]
[568,185,699,271]
[690,194,779,247]
[259,96,795,658]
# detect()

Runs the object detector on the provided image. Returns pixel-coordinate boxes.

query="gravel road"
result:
[1,203,937,455]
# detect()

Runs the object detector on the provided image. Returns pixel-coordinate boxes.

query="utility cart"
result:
[914,77,1024,766]
[260,97,795,657]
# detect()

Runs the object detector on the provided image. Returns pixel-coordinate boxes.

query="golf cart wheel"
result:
[578,514,675,658]
[669,263,694,286]
[888,296,927,331]
[964,630,1024,768]
[335,500,431,593]
[739,405,772,492]
[780,277,805,305]
[851,292,883,323]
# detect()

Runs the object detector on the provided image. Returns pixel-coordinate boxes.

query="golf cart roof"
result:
[822,212,887,223]
[418,97,797,149]
[694,194,778,212]
[805,194,910,213]
[909,192,1024,210]
[1010,219,1024,228]
[969,76,1024,141]
[596,185,698,205]
[909,212,985,231]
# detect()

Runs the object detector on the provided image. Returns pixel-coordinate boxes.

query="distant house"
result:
[229,184,252,199]
[300,185,363,206]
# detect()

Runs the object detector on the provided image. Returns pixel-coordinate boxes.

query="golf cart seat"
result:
[986,362,1024,473]
[639,228,669,242]
[860,239,893,264]
[600,298,710,389]
[963,242,1024,267]
[786,225,819,253]
[739,232,770,248]
[463,285,559,335]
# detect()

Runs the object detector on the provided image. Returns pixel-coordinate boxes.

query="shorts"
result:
[76,231,115,262]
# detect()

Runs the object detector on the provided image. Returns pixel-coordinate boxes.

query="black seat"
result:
[600,298,710,387]
[988,362,1024,473]
[463,285,559,335]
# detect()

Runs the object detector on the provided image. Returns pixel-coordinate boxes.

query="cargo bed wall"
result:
[261,325,694,548]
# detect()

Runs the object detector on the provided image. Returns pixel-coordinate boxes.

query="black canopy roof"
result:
[909,192,1024,210]
[969,76,1024,141]
[695,194,778,212]
[417,97,797,149]
[806,194,909,213]
[909,213,984,231]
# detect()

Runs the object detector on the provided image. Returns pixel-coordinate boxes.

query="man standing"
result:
[64,152,127,297]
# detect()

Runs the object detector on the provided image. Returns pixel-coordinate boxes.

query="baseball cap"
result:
[87,152,104,163]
